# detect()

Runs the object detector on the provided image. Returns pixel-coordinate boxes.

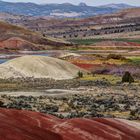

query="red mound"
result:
[0,108,139,140]
[72,63,96,70]
[127,42,140,46]
[72,63,114,71]
[0,37,41,51]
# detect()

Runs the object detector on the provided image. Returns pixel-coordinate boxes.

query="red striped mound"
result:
[0,108,139,140]
[72,63,102,71]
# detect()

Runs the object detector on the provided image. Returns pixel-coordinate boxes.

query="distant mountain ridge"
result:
[0,1,136,18]
[99,3,135,9]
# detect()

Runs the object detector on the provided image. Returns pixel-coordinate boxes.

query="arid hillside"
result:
[0,21,70,51]
[0,37,41,51]
[0,108,139,140]
[117,8,140,19]
[15,8,140,40]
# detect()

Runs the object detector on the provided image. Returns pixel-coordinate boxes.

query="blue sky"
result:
[2,0,140,6]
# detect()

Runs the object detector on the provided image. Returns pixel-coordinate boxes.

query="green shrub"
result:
[107,54,126,60]
[77,71,83,78]
[122,71,134,83]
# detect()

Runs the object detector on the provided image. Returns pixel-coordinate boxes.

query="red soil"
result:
[72,63,96,70]
[0,37,41,51]
[0,108,139,140]
[127,42,140,46]
[72,63,115,71]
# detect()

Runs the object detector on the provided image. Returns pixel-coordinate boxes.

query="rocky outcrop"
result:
[0,108,139,140]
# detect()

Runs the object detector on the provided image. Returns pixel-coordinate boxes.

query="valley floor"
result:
[0,80,139,120]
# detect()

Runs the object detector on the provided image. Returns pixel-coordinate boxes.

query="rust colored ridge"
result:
[72,63,97,70]
[0,37,41,51]
[127,42,140,46]
[0,108,139,140]
[0,21,71,51]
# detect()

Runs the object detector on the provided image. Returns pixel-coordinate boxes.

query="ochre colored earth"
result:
[0,108,139,140]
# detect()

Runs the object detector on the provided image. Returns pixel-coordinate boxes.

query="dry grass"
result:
[81,74,122,84]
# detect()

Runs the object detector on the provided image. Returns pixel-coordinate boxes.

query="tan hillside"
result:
[118,8,140,18]
[0,55,87,79]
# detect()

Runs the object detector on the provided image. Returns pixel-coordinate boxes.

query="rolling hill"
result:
[0,108,139,140]
[0,55,86,79]
[0,21,70,51]
[23,8,140,40]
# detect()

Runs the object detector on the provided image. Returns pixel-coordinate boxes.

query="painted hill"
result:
[0,108,139,140]
[0,55,86,79]
[0,21,70,51]
[0,37,41,51]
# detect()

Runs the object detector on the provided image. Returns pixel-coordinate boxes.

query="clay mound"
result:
[0,55,86,79]
[0,37,41,51]
[72,63,96,71]
[0,108,139,140]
